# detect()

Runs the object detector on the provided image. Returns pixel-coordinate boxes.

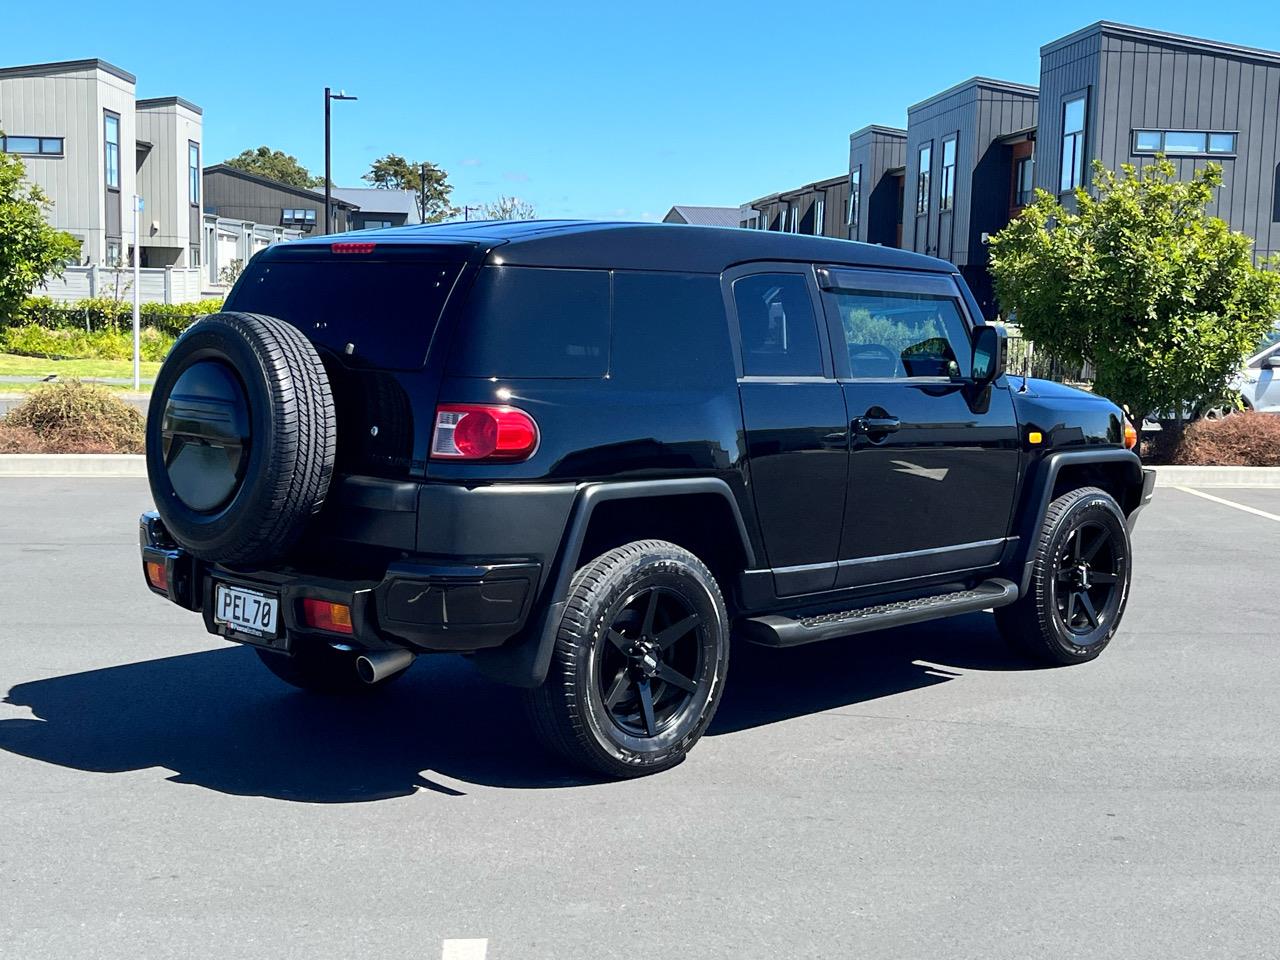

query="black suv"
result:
[141,221,1155,778]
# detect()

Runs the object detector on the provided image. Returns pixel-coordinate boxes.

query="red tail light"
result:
[301,598,354,635]
[331,242,376,254]
[431,404,539,461]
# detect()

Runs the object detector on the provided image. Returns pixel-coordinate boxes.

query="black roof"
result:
[283,220,956,274]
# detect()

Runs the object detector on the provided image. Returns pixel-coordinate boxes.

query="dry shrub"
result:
[1172,411,1280,467]
[1,380,145,454]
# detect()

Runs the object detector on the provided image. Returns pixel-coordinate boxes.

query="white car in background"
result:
[1207,324,1280,417]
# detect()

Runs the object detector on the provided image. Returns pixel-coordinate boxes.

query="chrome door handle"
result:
[851,416,900,435]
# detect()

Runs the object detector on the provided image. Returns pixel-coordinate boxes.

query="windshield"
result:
[1252,324,1280,358]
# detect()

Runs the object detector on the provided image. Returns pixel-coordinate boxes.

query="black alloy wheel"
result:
[528,540,730,779]
[595,585,705,739]
[1051,519,1123,641]
[995,486,1132,665]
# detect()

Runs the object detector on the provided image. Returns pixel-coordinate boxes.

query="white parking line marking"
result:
[442,938,488,960]
[1173,486,1280,523]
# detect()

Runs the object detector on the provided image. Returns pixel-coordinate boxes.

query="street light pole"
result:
[323,87,357,234]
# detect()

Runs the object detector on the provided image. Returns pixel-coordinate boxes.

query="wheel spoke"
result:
[656,662,697,694]
[604,667,632,708]
[1055,568,1074,582]
[1081,528,1109,563]
[1066,591,1080,625]
[1079,590,1100,628]
[655,613,699,650]
[637,679,657,736]
[1088,571,1119,585]
[606,629,630,653]
[1069,529,1082,563]
[641,589,660,638]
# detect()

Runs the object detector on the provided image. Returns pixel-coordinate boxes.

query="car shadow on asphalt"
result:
[0,613,1035,803]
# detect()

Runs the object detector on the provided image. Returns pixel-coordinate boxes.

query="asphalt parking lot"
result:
[1,478,1277,959]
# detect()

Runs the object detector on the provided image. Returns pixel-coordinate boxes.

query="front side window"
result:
[831,289,969,379]
[189,142,200,205]
[916,142,932,215]
[940,136,957,211]
[1060,95,1086,192]
[103,112,120,189]
[732,273,823,378]
[847,167,861,228]
[813,196,825,235]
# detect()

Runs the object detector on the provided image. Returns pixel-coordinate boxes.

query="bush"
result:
[8,296,222,336]
[1,380,145,453]
[0,324,175,362]
[1171,412,1280,467]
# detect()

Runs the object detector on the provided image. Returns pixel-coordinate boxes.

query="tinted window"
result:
[228,257,463,370]
[733,273,823,378]
[831,289,970,379]
[450,266,609,378]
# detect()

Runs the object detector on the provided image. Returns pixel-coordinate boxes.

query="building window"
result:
[1,135,64,156]
[916,142,932,215]
[939,136,957,212]
[787,202,798,233]
[1132,129,1237,156]
[847,167,861,229]
[813,196,825,235]
[282,208,317,226]
[190,246,201,268]
[364,220,393,229]
[189,142,200,205]
[1012,155,1035,207]
[1060,95,1086,192]
[106,240,121,266]
[103,112,120,190]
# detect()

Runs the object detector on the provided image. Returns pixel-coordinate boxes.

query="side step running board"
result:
[741,578,1019,648]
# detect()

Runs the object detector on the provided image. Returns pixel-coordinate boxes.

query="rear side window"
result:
[450,266,610,378]
[228,258,462,370]
[732,273,823,377]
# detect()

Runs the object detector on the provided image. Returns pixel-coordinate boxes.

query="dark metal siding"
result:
[203,169,353,234]
[905,83,1038,272]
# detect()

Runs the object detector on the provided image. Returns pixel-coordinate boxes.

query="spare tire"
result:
[145,312,336,566]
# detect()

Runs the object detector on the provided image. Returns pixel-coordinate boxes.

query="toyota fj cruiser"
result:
[141,221,1156,778]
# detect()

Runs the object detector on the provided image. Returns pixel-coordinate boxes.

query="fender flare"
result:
[471,477,755,688]
[1010,448,1147,594]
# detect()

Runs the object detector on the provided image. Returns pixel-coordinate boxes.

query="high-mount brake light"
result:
[330,242,376,254]
[431,404,539,461]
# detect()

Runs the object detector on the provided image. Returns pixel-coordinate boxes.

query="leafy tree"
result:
[225,146,322,188]
[362,154,457,223]
[0,147,81,321]
[989,158,1280,427]
[482,195,536,221]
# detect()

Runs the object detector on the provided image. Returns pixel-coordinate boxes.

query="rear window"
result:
[227,258,462,370]
[449,266,610,378]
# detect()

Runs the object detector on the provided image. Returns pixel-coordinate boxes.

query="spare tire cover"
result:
[145,311,336,566]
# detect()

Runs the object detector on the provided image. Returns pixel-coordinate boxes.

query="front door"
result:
[727,265,848,596]
[818,267,1020,589]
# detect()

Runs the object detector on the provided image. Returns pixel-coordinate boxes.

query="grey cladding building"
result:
[203,164,357,234]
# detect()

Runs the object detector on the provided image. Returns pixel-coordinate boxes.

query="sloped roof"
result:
[324,187,422,221]
[663,205,742,227]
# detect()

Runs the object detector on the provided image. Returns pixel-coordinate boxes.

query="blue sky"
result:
[5,1,1277,220]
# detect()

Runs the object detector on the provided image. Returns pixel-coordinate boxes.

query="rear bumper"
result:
[139,511,540,653]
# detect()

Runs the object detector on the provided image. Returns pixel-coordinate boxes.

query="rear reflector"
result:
[330,242,376,255]
[431,404,539,461]
[145,560,168,592]
[301,598,354,635]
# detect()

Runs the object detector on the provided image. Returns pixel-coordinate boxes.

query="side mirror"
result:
[1264,353,1280,369]
[971,325,1007,384]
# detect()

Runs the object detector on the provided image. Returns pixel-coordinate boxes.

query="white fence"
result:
[38,266,208,305]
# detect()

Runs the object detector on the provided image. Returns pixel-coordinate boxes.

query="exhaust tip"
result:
[355,648,415,685]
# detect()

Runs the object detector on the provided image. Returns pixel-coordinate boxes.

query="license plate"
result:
[214,583,279,638]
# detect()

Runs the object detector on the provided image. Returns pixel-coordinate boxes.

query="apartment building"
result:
[740,174,850,238]
[203,164,357,234]
[742,21,1280,317]
[0,58,202,268]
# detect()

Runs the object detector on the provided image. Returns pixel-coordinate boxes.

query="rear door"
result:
[818,267,1020,588]
[726,264,848,596]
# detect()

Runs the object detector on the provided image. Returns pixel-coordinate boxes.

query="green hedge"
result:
[0,324,176,362]
[9,296,224,336]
